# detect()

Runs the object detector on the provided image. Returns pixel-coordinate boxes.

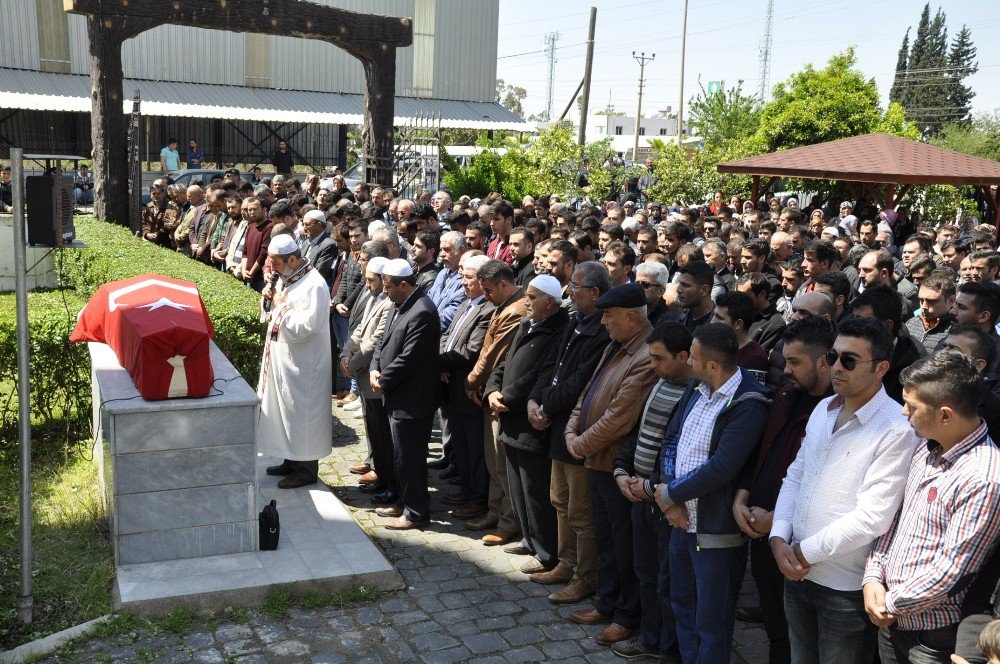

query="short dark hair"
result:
[900,349,982,418]
[920,271,956,297]
[804,239,839,266]
[814,271,851,303]
[491,199,515,220]
[941,239,969,256]
[946,323,996,369]
[510,226,535,245]
[909,256,937,276]
[416,230,440,254]
[736,271,770,298]
[477,258,515,284]
[605,241,636,267]
[466,220,489,237]
[868,249,895,275]
[599,222,625,241]
[360,240,389,259]
[678,260,715,290]
[647,321,693,356]
[715,291,756,330]
[904,234,933,254]
[662,221,692,242]
[782,315,837,356]
[742,238,770,260]
[269,199,294,220]
[971,230,996,248]
[693,323,739,370]
[574,261,612,294]
[676,243,704,264]
[969,250,1000,273]
[851,284,903,336]
[549,239,579,263]
[859,219,877,233]
[347,218,367,233]
[957,281,1000,324]
[569,230,594,251]
[413,203,436,220]
[837,315,894,364]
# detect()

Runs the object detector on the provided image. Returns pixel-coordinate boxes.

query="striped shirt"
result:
[634,379,688,477]
[863,421,1000,630]
[675,370,741,533]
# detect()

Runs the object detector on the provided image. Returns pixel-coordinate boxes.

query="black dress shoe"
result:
[371,490,399,505]
[439,464,459,480]
[277,473,318,489]
[266,461,294,476]
[359,482,386,494]
[427,456,450,470]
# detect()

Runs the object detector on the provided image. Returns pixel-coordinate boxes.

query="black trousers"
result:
[505,445,557,567]
[363,397,396,491]
[878,623,957,664]
[633,500,680,660]
[442,406,488,503]
[589,470,641,628]
[281,459,318,481]
[750,536,791,664]
[389,415,432,523]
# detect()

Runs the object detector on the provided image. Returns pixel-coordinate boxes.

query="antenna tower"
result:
[544,32,560,121]
[758,0,774,101]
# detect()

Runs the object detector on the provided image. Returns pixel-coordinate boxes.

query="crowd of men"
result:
[138,165,1000,664]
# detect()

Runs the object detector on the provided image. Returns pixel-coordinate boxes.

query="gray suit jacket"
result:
[342,293,392,399]
[440,297,495,416]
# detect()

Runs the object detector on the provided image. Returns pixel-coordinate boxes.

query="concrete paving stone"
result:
[191,649,226,664]
[335,630,364,649]
[136,633,183,650]
[254,623,289,644]
[423,552,458,566]
[495,584,528,600]
[421,565,458,581]
[151,651,192,664]
[105,646,136,660]
[408,620,444,635]
[548,658,589,664]
[585,650,623,663]
[481,600,522,617]
[540,621,590,641]
[384,637,417,660]
[438,577,478,592]
[476,615,517,630]
[400,568,422,583]
[502,625,546,646]
[436,608,474,624]
[445,621,480,637]
[214,624,253,642]
[520,608,563,624]
[379,596,415,612]
[221,639,259,657]
[419,646,472,664]
[543,639,586,659]
[234,654,268,664]
[391,609,430,626]
[438,591,472,609]
[356,606,384,625]
[505,645,546,662]
[416,594,446,613]
[394,557,422,569]
[407,581,443,596]
[473,657,508,664]
[519,595,556,611]
[410,632,460,653]
[735,640,770,664]
[325,615,354,633]
[287,615,322,631]
[461,631,509,654]
[265,639,311,657]
[310,654,348,664]
[183,633,215,649]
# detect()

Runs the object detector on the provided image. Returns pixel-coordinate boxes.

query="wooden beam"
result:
[885,184,895,211]
[751,175,760,206]
[892,184,912,208]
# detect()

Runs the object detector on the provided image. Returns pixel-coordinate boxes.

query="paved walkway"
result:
[41,405,770,663]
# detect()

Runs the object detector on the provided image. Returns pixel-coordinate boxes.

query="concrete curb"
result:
[0,615,112,664]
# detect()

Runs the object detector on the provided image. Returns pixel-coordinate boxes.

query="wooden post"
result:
[358,42,396,187]
[751,175,760,206]
[885,183,895,211]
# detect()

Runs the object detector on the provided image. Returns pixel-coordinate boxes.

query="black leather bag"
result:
[259,499,280,550]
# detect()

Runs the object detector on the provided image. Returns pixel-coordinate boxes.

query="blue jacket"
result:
[427,268,467,332]
[658,368,770,548]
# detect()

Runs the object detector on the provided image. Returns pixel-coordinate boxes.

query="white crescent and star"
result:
[138,297,193,312]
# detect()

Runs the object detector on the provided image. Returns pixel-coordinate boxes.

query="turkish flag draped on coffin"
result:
[71,274,215,400]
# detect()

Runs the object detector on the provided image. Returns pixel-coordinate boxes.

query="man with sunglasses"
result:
[770,316,918,663]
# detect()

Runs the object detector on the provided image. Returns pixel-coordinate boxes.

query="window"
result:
[659,128,667,135]
[614,126,623,135]
[639,127,646,136]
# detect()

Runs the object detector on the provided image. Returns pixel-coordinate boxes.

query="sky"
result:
[495,0,1000,124]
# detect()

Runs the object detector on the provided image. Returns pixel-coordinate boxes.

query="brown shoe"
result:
[348,463,371,475]
[452,504,488,518]
[358,470,379,484]
[570,608,611,625]
[440,492,470,506]
[482,529,519,546]
[520,559,553,574]
[335,392,358,405]
[464,514,499,531]
[611,638,658,659]
[333,389,350,401]
[595,623,636,646]
[530,566,573,585]
[375,505,403,518]
[384,515,431,530]
[558,583,599,606]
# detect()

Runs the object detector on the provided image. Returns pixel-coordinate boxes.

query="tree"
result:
[932,112,1000,162]
[946,26,978,125]
[889,28,910,104]
[496,78,527,117]
[687,80,761,146]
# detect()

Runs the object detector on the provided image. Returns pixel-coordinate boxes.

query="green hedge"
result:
[0,218,263,448]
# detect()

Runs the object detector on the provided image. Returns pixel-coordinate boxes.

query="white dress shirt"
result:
[771,386,918,591]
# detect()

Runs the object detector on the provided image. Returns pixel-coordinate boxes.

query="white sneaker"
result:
[343,397,363,411]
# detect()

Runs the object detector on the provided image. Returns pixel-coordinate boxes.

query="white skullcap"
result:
[821,226,841,238]
[463,254,490,271]
[267,234,298,256]
[367,256,389,275]
[528,274,563,299]
[382,258,414,278]
[368,220,388,237]
[304,209,326,224]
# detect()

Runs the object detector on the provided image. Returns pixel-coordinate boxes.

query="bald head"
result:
[792,291,835,320]
[770,231,793,261]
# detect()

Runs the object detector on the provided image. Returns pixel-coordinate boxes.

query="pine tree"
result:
[946,26,978,125]
[890,27,910,105]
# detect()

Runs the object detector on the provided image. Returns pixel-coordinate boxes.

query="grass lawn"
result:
[0,435,114,651]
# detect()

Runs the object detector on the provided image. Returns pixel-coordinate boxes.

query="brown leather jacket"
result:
[566,320,657,473]
[465,287,527,403]
[141,200,181,247]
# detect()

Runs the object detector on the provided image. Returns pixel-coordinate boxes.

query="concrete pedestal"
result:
[0,213,57,291]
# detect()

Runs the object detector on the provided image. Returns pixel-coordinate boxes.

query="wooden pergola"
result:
[717,133,1000,225]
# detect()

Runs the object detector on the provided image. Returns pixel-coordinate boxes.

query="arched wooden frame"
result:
[64,0,412,226]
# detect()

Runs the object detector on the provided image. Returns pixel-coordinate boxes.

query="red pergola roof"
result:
[717,133,1000,186]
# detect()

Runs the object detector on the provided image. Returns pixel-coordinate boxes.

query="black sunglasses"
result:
[825,350,877,372]
[636,281,660,290]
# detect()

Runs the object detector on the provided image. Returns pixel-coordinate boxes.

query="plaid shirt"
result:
[864,421,1000,630]
[674,370,741,533]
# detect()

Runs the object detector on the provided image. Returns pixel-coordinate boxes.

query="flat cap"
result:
[595,282,646,309]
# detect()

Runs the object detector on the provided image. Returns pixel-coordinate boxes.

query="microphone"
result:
[262,271,280,312]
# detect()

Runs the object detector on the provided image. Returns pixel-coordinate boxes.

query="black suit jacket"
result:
[304,232,338,287]
[440,297,495,417]
[372,289,441,420]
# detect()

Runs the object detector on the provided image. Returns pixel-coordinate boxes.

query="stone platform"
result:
[114,455,404,617]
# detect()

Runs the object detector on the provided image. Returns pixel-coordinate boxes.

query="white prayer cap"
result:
[267,234,298,256]
[368,220,388,237]
[382,258,414,278]
[821,226,841,238]
[463,254,490,271]
[528,275,563,299]
[304,209,326,224]
[367,256,389,275]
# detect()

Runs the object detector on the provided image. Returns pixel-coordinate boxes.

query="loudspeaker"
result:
[26,174,76,247]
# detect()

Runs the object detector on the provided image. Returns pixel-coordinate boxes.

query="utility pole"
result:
[632,51,654,162]
[578,7,597,146]
[544,32,560,122]
[677,0,689,144]
[758,0,774,101]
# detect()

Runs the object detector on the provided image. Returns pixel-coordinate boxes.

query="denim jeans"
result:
[632,500,680,662]
[668,530,741,664]
[784,579,877,664]
[878,623,957,664]
[588,471,640,628]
